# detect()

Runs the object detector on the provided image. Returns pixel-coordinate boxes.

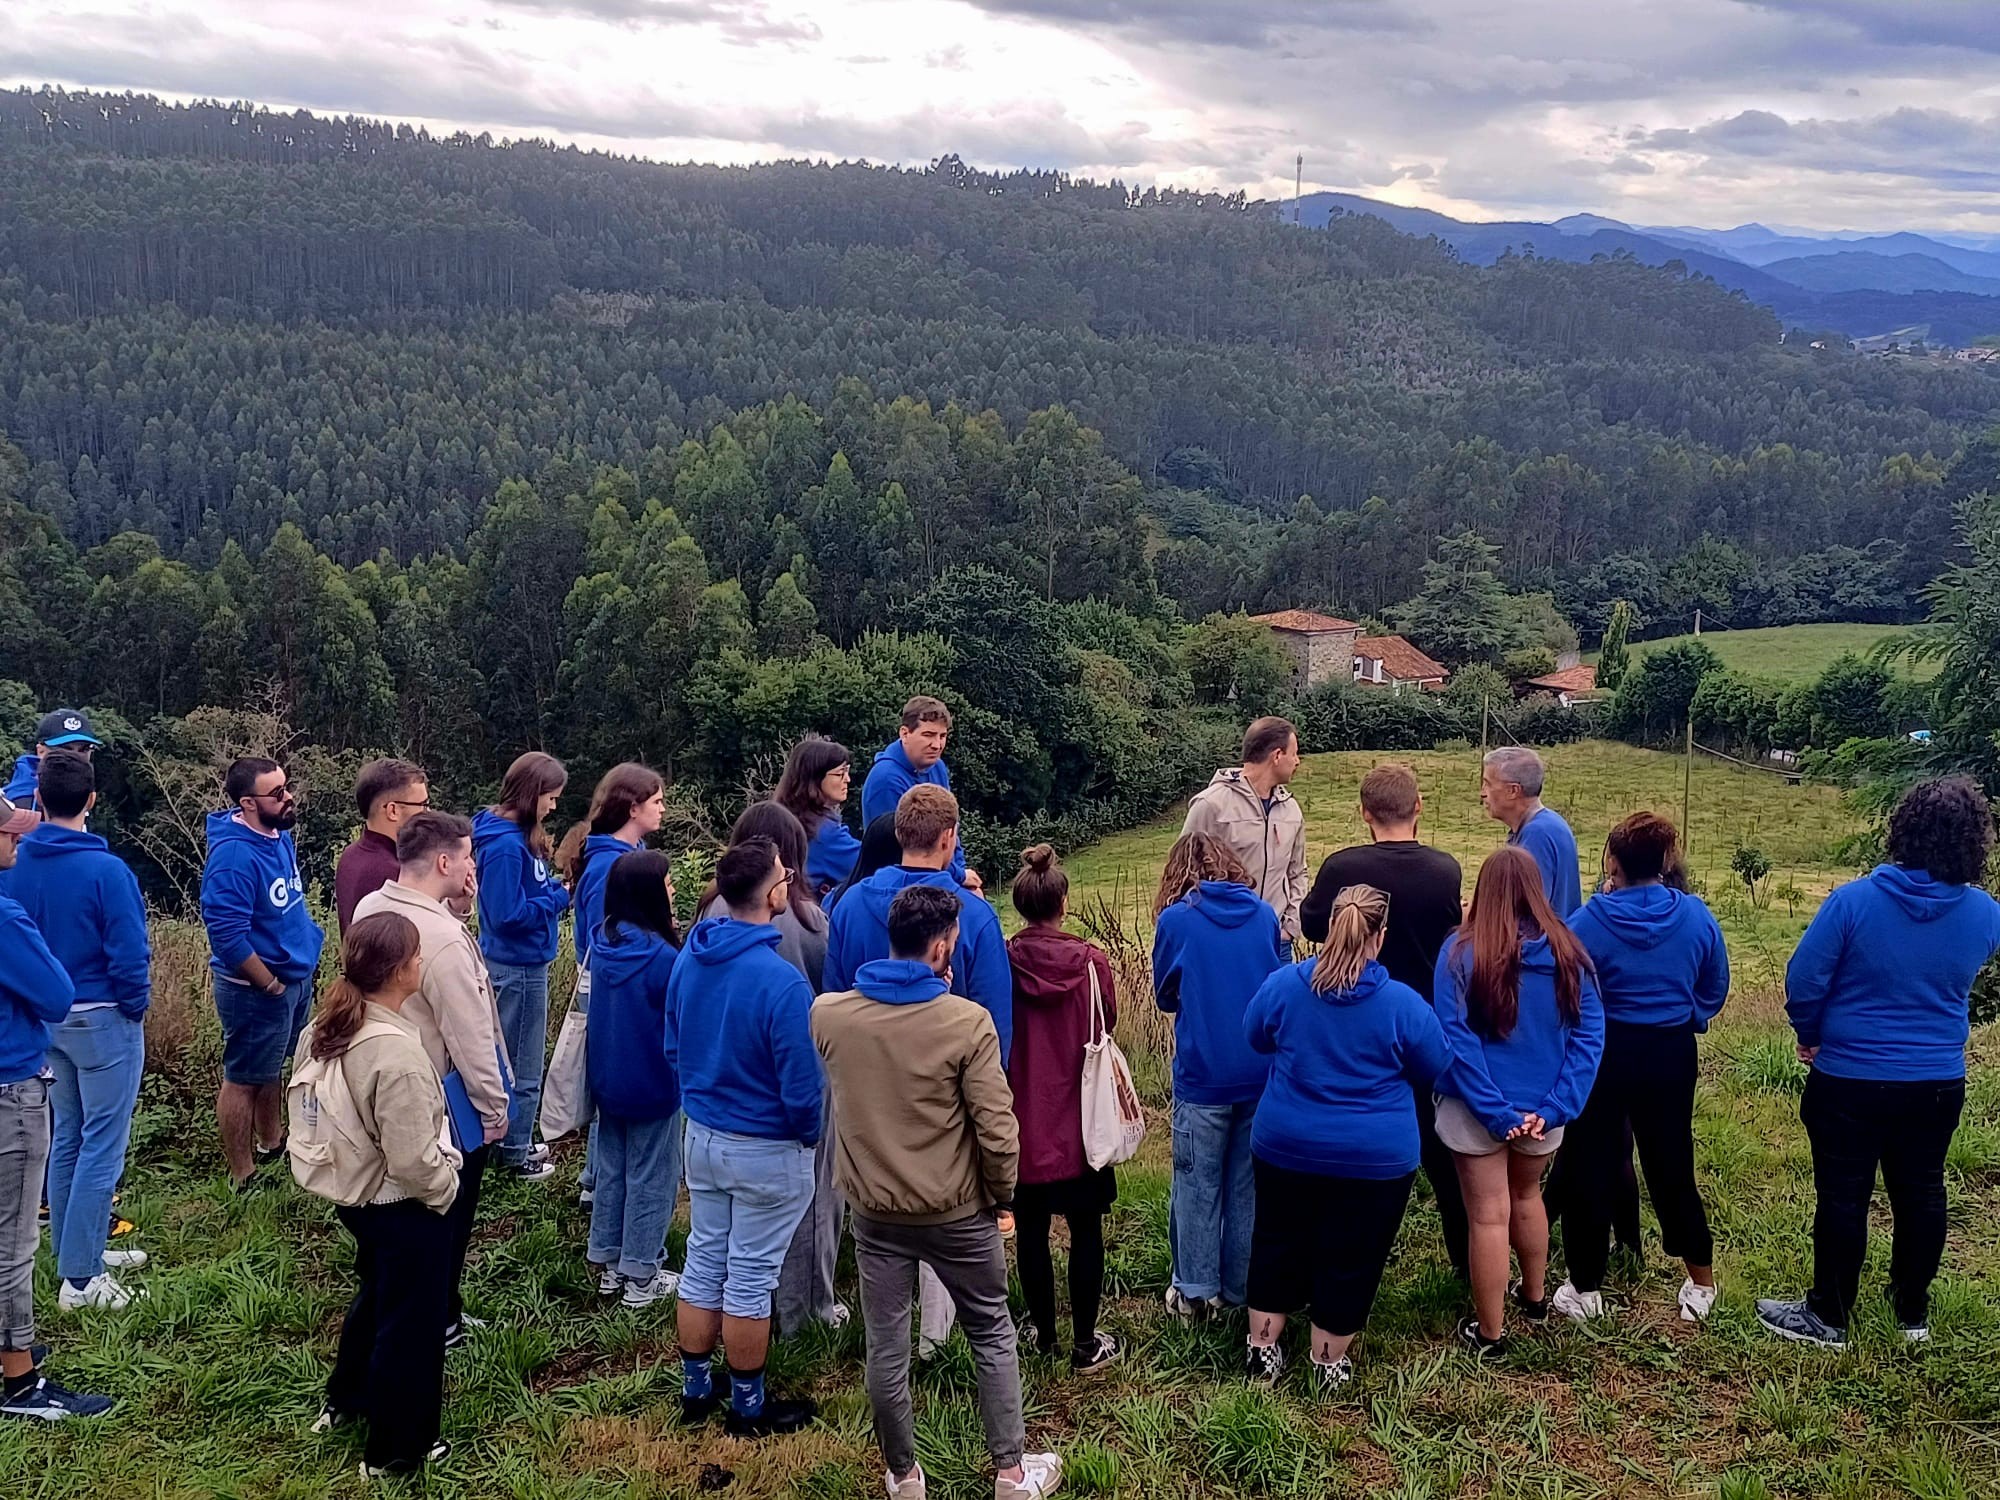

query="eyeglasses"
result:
[386,796,430,811]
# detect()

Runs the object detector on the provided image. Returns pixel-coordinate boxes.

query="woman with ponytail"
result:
[289,912,462,1478]
[1432,846,1604,1356]
[1240,885,1451,1392]
[1006,844,1122,1374]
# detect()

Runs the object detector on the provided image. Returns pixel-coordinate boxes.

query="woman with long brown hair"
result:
[473,751,569,1180]
[774,737,860,900]
[1432,846,1604,1355]
[289,912,462,1477]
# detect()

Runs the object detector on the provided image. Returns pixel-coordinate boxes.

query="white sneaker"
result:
[1678,1278,1719,1323]
[1164,1287,1204,1320]
[101,1248,149,1270]
[996,1452,1063,1500]
[828,1301,852,1328]
[1551,1282,1605,1322]
[621,1270,680,1308]
[595,1264,622,1297]
[886,1464,927,1499]
[58,1274,143,1312]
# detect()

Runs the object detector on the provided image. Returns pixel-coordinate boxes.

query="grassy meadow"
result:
[1591,623,1932,686]
[11,741,2000,1499]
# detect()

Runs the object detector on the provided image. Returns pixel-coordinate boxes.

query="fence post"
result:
[1481,695,1490,756]
[1683,717,1694,859]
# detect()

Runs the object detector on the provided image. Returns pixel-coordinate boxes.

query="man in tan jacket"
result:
[352,810,508,1348]
[813,885,1062,1500]
[1181,715,1308,946]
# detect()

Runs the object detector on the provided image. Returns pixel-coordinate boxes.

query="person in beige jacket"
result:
[1181,715,1308,946]
[813,885,1062,1500]
[286,911,460,1478]
[352,809,508,1347]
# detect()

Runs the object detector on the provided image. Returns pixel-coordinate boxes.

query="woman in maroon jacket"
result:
[1006,844,1121,1374]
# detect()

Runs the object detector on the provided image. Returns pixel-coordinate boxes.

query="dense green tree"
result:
[1597,599,1635,690]
[1396,531,1515,667]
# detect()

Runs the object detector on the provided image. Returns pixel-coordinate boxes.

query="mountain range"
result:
[1287,193,2000,346]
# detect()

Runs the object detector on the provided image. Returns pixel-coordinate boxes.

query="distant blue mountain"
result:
[1757,251,2000,297]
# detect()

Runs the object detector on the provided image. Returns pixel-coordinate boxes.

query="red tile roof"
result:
[1353,635,1448,683]
[1250,609,1359,634]
[1526,664,1599,695]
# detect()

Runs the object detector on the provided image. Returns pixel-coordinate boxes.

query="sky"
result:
[5,0,1999,235]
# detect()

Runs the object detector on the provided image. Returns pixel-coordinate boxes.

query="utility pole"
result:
[1294,154,1303,224]
[1683,717,1694,860]
[1694,607,1702,637]
[1481,694,1490,756]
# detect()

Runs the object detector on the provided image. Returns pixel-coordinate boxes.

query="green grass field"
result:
[9,742,2000,1499]
[1590,623,1932,687]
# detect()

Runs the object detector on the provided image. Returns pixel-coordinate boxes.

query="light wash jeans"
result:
[680,1120,815,1320]
[1170,1097,1259,1305]
[588,1109,684,1282]
[48,1008,146,1283]
[485,959,550,1166]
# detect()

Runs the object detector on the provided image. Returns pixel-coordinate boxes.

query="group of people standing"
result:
[1,697,1998,1500]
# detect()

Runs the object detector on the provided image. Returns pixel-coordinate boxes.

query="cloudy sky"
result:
[6,0,1997,233]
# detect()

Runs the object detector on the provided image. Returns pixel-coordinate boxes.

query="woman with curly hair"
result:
[1758,775,2000,1349]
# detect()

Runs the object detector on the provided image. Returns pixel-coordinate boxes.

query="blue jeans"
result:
[48,1008,146,1283]
[588,1110,683,1281]
[1170,1097,1259,1305]
[680,1120,816,1320]
[485,959,550,1166]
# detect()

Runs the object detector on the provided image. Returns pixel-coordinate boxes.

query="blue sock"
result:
[729,1366,766,1419]
[681,1350,714,1401]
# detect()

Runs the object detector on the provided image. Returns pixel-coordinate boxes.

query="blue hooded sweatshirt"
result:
[823,865,1013,1061]
[1433,932,1605,1138]
[853,957,951,1006]
[572,833,636,971]
[1243,959,1451,1178]
[200,810,325,982]
[860,740,967,882]
[1152,880,1287,1106]
[667,917,822,1143]
[4,754,38,805]
[7,824,151,1018]
[586,920,680,1120]
[0,893,73,1084]
[472,808,570,966]
[805,813,863,899]
[1786,864,2000,1082]
[1570,885,1730,1031]
[1511,807,1583,917]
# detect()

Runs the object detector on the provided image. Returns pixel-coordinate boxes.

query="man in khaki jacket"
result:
[1181,715,1308,946]
[352,810,508,1347]
[813,884,1062,1500]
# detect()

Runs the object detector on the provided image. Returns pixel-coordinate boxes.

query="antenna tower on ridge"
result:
[1294,154,1303,223]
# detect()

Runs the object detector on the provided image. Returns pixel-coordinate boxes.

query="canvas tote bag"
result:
[1080,962,1146,1169]
[538,967,592,1142]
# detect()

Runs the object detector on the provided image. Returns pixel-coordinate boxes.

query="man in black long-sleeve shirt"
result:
[1298,763,1470,1279]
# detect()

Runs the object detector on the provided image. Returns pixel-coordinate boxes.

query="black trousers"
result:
[328,1199,455,1470]
[1544,1127,1642,1254]
[1247,1158,1413,1337]
[444,1145,490,1327]
[1015,1171,1112,1354]
[1413,1088,1469,1281]
[1802,1070,1965,1329]
[1563,1022,1713,1293]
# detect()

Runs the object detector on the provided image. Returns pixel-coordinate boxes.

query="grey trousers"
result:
[854,1212,1025,1474]
[775,1097,846,1336]
[0,1075,52,1352]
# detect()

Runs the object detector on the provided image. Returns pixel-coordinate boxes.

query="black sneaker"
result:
[359,1439,450,1478]
[255,1136,289,1168]
[681,1390,722,1426]
[1456,1316,1509,1358]
[1244,1341,1285,1384]
[1754,1298,1847,1350]
[1071,1332,1121,1375]
[0,1376,114,1421]
[1514,1284,1550,1323]
[723,1395,817,1437]
[442,1314,488,1351]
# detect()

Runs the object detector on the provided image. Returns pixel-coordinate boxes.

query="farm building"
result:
[1524,663,1602,708]
[1250,609,1361,688]
[1352,635,1449,693]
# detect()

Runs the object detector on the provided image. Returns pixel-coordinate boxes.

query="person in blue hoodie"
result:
[1239,884,1451,1393]
[1480,747,1582,917]
[775,737,863,901]
[585,849,683,1309]
[859,697,981,894]
[0,791,114,1421]
[1559,813,1728,1326]
[1757,776,2000,1350]
[5,751,154,1311]
[668,836,824,1439]
[555,762,665,1204]
[1433,845,1604,1355]
[3,708,102,810]
[1151,830,1287,1317]
[201,757,325,1190]
[472,751,570,1180]
[824,785,1012,1063]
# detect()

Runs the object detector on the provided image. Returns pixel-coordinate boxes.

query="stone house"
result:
[1250,609,1361,689]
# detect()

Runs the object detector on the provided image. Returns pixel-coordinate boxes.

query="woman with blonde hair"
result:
[1240,885,1451,1391]
[1151,830,1286,1318]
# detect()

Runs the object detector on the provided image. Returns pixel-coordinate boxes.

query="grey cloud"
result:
[962,0,1431,48]
[1733,0,2000,56]
[1636,106,2000,193]
[485,0,822,44]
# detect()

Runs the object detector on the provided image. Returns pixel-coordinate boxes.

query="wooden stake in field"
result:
[1683,717,1694,859]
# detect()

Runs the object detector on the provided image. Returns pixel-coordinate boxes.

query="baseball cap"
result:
[34,709,100,748]
[0,792,40,838]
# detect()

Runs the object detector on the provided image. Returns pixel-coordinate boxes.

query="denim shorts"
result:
[679,1120,816,1320]
[215,975,314,1085]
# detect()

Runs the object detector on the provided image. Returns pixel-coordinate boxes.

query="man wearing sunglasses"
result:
[200,758,326,1190]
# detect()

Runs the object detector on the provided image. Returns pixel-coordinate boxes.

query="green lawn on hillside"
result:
[1588,622,1933,686]
[13,743,2000,1499]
